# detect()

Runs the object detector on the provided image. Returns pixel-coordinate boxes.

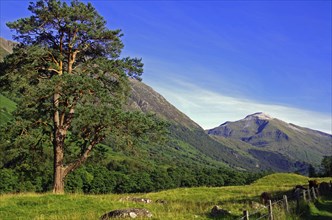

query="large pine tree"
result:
[0,0,163,194]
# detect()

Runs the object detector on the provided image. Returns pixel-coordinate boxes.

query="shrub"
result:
[0,169,18,193]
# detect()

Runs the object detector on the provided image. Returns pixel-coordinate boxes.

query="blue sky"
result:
[1,0,331,133]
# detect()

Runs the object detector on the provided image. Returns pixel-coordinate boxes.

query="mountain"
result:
[0,37,16,61]
[207,112,332,172]
[127,79,259,170]
[128,78,201,129]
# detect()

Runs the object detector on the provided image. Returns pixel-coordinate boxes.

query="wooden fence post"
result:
[296,197,300,213]
[315,188,320,197]
[243,210,249,220]
[307,189,312,202]
[302,190,307,202]
[312,187,317,200]
[268,200,273,220]
[283,195,289,213]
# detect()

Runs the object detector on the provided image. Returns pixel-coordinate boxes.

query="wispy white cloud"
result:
[147,78,332,134]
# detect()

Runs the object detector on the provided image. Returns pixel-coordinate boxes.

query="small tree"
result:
[308,164,316,177]
[320,156,332,177]
[0,0,165,194]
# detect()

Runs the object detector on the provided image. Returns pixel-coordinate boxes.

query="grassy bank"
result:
[0,174,331,219]
[304,195,332,220]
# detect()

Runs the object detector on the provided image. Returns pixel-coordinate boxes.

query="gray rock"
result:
[210,205,231,217]
[131,198,152,203]
[119,197,152,203]
[100,208,152,219]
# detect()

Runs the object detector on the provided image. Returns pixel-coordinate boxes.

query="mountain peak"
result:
[244,112,274,120]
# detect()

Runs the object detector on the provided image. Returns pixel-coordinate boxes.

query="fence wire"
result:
[237,187,322,220]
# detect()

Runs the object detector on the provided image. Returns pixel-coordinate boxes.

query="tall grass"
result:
[1,174,331,219]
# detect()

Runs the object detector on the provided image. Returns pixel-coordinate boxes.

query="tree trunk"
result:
[52,92,67,194]
[53,142,65,194]
[52,126,67,194]
[51,85,97,193]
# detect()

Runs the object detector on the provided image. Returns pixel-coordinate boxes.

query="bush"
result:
[0,169,18,193]
[86,166,116,194]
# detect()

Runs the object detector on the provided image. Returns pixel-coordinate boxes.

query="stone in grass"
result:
[155,199,167,204]
[130,198,152,204]
[119,197,152,203]
[250,201,266,210]
[100,208,153,219]
[210,205,231,217]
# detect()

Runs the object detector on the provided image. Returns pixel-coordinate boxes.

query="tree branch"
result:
[47,51,59,66]
[53,93,60,128]
[64,127,105,176]
[63,95,79,130]
[39,67,63,75]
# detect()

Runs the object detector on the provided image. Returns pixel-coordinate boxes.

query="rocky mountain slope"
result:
[128,78,201,129]
[207,112,332,171]
[0,37,16,61]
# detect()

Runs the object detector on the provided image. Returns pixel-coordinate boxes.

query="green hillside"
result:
[251,173,309,187]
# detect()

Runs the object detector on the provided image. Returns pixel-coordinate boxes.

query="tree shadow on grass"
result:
[315,198,332,213]
[205,213,239,220]
[306,196,332,220]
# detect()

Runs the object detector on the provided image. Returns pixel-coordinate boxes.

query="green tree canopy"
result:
[0,0,166,194]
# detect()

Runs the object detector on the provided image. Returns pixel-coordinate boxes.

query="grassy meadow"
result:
[0,173,331,220]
